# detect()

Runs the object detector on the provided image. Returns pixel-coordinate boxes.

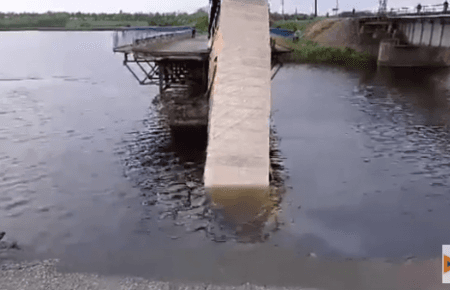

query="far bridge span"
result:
[357,2,450,66]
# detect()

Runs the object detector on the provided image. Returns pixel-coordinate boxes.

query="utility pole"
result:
[378,0,387,14]
[281,0,284,19]
[315,0,317,17]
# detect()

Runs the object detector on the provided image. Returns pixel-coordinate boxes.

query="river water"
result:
[1,31,450,289]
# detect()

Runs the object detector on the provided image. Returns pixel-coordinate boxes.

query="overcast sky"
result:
[1,0,447,15]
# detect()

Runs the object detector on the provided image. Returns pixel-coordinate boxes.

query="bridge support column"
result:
[406,23,412,40]
[429,21,435,46]
[420,20,425,44]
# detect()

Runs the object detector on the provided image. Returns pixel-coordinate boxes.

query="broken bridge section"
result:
[113,3,279,226]
[113,27,211,128]
[204,0,273,224]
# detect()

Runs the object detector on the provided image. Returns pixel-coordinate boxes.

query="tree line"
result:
[0,9,209,30]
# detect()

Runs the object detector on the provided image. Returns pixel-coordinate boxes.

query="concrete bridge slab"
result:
[204,0,272,222]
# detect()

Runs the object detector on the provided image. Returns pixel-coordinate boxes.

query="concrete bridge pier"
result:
[374,16,450,66]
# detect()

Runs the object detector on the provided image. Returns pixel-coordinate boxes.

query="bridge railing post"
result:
[208,0,221,39]
[440,20,445,46]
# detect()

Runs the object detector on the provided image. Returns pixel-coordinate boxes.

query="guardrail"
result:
[208,0,222,38]
[113,26,194,50]
[386,2,449,16]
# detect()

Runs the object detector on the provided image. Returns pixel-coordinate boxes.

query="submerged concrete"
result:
[204,0,272,218]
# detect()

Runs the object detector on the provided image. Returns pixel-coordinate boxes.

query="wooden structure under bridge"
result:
[113,29,211,127]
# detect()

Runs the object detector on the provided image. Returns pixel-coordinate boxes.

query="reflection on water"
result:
[0,32,286,275]
[115,102,286,243]
[272,64,450,261]
[362,67,450,126]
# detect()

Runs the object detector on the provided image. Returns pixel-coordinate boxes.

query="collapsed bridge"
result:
[113,0,289,222]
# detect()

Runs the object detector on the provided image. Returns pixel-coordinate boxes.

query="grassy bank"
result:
[0,20,148,31]
[0,11,209,33]
[272,18,326,33]
[272,18,377,69]
[274,37,377,69]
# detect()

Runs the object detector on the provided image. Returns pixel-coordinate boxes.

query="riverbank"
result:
[1,257,446,290]
[0,27,210,33]
[0,27,126,31]
[272,18,326,33]
[0,12,209,32]
[0,259,319,290]
[274,37,376,69]
[272,18,378,69]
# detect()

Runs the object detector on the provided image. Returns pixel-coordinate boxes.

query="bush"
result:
[279,38,376,69]
[272,18,325,33]
[193,14,208,33]
[80,22,91,28]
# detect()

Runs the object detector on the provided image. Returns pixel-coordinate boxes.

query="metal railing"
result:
[113,26,194,50]
[208,0,222,38]
[387,2,449,16]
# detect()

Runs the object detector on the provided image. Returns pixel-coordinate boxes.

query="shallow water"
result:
[0,31,450,289]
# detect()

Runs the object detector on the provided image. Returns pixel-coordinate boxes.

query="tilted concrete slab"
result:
[114,35,210,61]
[204,0,272,220]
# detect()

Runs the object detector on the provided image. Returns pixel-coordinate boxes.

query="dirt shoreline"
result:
[0,259,319,290]
[0,27,124,31]
[272,18,379,68]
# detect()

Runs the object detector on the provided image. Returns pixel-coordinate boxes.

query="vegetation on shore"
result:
[0,10,209,32]
[276,37,376,68]
[1,9,376,68]
[272,18,377,69]
[272,18,326,33]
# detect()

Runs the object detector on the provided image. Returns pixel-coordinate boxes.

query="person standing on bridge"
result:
[444,0,449,13]
[417,3,422,14]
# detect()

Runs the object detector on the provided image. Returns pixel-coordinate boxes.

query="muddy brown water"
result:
[0,32,450,289]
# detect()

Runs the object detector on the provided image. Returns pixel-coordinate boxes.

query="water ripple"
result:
[348,84,450,190]
[114,99,287,244]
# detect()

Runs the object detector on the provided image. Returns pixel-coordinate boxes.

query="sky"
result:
[0,0,447,15]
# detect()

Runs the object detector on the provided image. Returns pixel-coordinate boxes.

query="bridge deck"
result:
[114,36,210,61]
[204,0,271,209]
